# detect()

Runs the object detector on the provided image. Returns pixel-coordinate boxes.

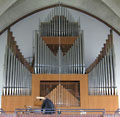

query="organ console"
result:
[1,4,118,114]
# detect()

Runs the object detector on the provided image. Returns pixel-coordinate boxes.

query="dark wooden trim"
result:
[0,3,120,35]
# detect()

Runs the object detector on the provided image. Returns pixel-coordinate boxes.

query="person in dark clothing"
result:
[36,97,55,114]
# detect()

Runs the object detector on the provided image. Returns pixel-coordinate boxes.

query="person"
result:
[36,97,55,114]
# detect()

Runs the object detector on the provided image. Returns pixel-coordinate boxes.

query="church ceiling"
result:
[0,0,120,35]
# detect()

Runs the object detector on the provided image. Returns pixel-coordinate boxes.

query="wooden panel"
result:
[88,96,118,112]
[1,74,118,113]
[32,74,88,108]
[1,96,32,112]
[42,37,77,44]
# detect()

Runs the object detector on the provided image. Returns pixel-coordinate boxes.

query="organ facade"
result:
[1,5,118,114]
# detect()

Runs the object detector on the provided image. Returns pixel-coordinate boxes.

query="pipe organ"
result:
[34,6,85,74]
[3,30,33,96]
[40,81,80,106]
[40,7,79,37]
[86,30,116,96]
[1,5,118,113]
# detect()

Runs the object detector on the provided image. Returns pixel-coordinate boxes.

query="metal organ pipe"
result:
[3,6,86,97]
[3,6,87,98]
[3,30,32,96]
[87,31,116,96]
[33,6,85,74]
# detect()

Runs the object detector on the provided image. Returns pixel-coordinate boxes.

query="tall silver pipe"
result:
[51,9,53,37]
[43,40,45,74]
[18,60,21,95]
[111,39,115,95]
[23,66,25,95]
[80,33,82,74]
[101,57,105,95]
[44,40,46,73]
[37,32,40,74]
[97,62,100,95]
[46,45,48,73]
[34,31,37,74]
[82,31,85,73]
[3,43,7,95]
[78,37,80,74]
[3,42,9,95]
[104,55,108,95]
[73,38,76,73]
[54,7,55,36]
[9,49,14,95]
[20,64,23,95]
[63,7,65,36]
[6,47,11,95]
[11,55,16,95]
[106,47,111,95]
[94,66,97,95]
[14,57,18,95]
[109,40,114,95]
[76,38,79,73]
[20,61,22,95]
[100,59,103,95]
[39,37,42,74]
[103,55,107,95]
[49,9,52,36]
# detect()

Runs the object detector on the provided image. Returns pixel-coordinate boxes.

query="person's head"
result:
[35,97,46,106]
[36,96,46,100]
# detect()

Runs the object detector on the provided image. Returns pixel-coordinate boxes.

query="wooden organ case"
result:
[1,6,118,114]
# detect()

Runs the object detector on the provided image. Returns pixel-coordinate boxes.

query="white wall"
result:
[0,31,7,107]
[0,8,120,108]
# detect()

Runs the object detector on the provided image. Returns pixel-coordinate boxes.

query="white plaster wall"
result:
[0,8,119,108]
[0,31,7,108]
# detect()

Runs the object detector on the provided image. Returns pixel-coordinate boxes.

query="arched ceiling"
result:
[0,0,120,35]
